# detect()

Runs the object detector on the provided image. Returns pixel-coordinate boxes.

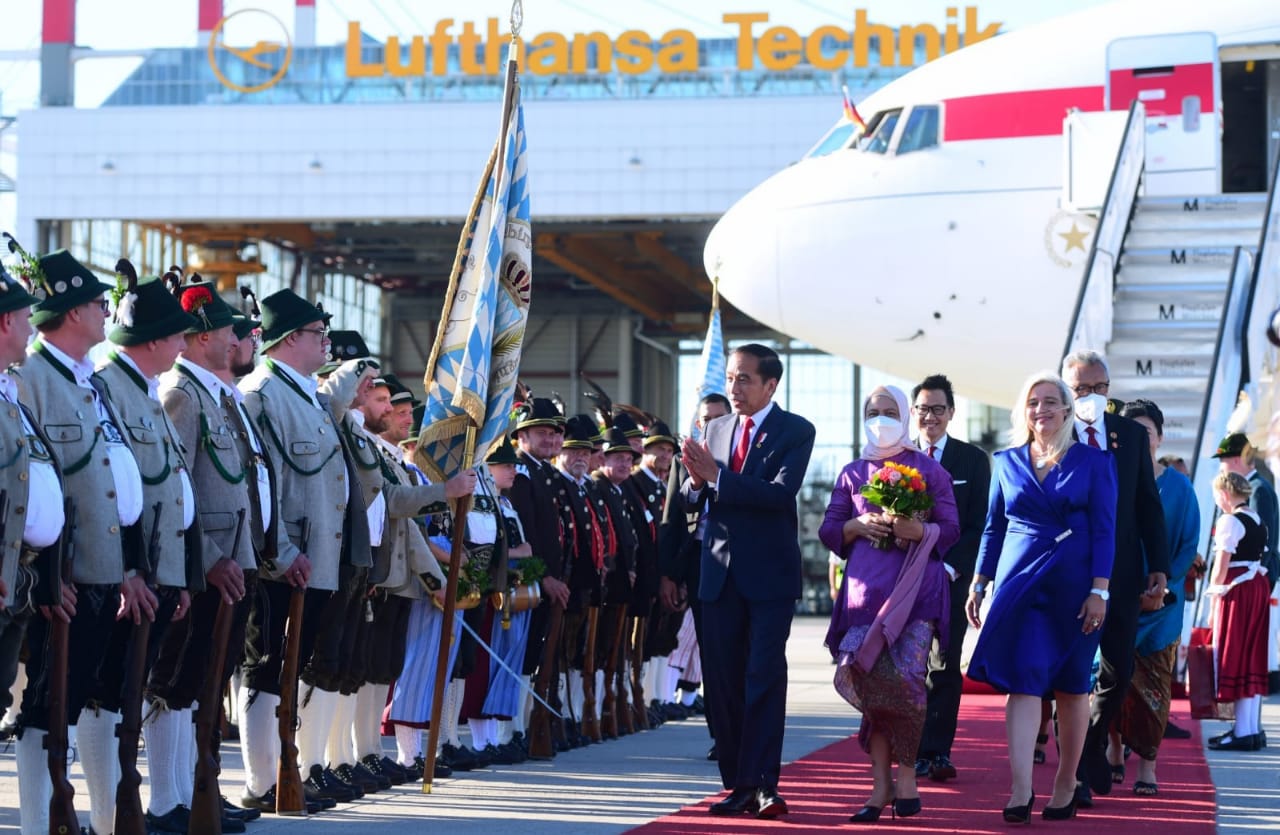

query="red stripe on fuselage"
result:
[1109,62,1215,116]
[943,85,1106,141]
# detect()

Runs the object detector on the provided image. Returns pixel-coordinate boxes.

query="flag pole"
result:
[422,423,477,794]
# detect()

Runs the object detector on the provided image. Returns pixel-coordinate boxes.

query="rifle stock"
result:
[190,509,247,835]
[526,600,564,760]
[47,498,79,835]
[581,607,601,743]
[115,502,163,835]
[629,615,649,730]
[601,605,627,738]
[275,517,310,816]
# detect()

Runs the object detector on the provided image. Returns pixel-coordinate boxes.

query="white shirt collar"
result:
[176,356,237,400]
[270,357,321,407]
[41,340,95,388]
[1074,417,1104,445]
[0,372,17,404]
[114,350,160,401]
[918,433,949,457]
[742,400,774,428]
[640,464,664,485]
[349,409,367,428]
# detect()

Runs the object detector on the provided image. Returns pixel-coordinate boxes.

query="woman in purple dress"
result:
[821,385,960,822]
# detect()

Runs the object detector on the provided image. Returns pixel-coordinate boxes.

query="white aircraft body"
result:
[704,0,1280,408]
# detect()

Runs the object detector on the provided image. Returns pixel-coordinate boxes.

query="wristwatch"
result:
[1089,588,1110,602]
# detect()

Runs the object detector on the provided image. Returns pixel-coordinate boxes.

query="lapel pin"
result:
[1109,431,1117,439]
[1111,442,1119,449]
[756,432,768,448]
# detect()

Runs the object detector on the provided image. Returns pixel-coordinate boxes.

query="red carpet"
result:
[631,695,1215,833]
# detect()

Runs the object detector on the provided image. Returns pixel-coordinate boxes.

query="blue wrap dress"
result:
[967,443,1117,696]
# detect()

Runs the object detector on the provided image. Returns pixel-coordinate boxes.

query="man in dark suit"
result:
[1062,351,1169,803]
[680,344,815,820]
[910,374,991,783]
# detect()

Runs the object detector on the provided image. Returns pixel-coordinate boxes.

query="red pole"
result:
[41,0,74,44]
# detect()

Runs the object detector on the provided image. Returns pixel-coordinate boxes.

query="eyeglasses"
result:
[1071,382,1110,397]
[87,298,110,314]
[913,404,950,417]
[296,327,330,340]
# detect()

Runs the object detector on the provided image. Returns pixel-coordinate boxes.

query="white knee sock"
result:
[175,707,195,807]
[394,724,421,766]
[4,662,26,727]
[567,670,585,722]
[443,681,464,748]
[595,669,606,718]
[17,728,52,835]
[663,665,682,704]
[354,684,389,761]
[515,677,533,733]
[497,719,513,745]
[297,686,339,772]
[325,692,357,767]
[681,688,697,707]
[239,689,281,797]
[142,705,183,815]
[77,706,122,835]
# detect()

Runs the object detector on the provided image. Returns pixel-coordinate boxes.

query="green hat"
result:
[108,260,198,346]
[0,259,39,316]
[231,313,260,341]
[601,427,640,461]
[1212,432,1250,459]
[27,250,115,327]
[381,373,419,406]
[612,412,644,439]
[514,397,566,433]
[562,414,599,450]
[485,436,520,466]
[258,288,331,351]
[176,279,236,333]
[318,329,376,376]
[643,419,677,449]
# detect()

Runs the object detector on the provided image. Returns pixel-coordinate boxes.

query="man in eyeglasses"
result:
[909,374,990,784]
[1062,349,1168,806]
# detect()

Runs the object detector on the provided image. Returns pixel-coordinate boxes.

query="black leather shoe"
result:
[1163,721,1192,740]
[335,761,381,793]
[484,742,520,765]
[223,796,261,822]
[1042,798,1077,820]
[144,805,190,833]
[305,765,358,802]
[849,800,891,824]
[929,753,957,781]
[240,785,323,814]
[706,744,718,761]
[1073,781,1093,808]
[414,754,453,779]
[324,765,364,798]
[914,757,932,778]
[1002,791,1035,824]
[400,758,424,781]
[441,743,481,771]
[756,788,789,819]
[366,754,407,786]
[709,787,759,816]
[1208,731,1259,751]
[1084,742,1113,795]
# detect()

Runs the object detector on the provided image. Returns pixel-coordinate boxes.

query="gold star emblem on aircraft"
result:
[1058,223,1090,253]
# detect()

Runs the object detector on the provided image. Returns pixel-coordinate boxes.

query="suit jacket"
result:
[934,436,991,580]
[1080,412,1170,597]
[683,405,816,603]
[371,439,446,598]
[659,460,699,587]
[592,474,636,604]
[1246,471,1279,564]
[160,364,256,574]
[239,360,349,592]
[0,391,52,607]
[18,344,140,586]
[508,449,565,580]
[625,469,664,603]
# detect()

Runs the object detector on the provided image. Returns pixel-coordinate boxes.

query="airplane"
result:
[704,0,1280,415]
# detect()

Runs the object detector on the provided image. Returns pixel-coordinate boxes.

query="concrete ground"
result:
[0,616,1276,832]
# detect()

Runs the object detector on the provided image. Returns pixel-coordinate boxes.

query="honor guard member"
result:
[236,289,350,812]
[583,426,620,736]
[230,312,260,379]
[556,415,606,746]
[92,269,204,835]
[593,428,640,738]
[14,249,146,835]
[0,261,64,763]
[147,280,260,831]
[613,413,646,455]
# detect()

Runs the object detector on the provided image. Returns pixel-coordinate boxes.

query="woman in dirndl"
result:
[1204,470,1271,751]
[821,385,959,822]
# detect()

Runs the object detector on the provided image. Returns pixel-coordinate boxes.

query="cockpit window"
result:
[863,109,901,154]
[897,106,940,154]
[806,121,857,158]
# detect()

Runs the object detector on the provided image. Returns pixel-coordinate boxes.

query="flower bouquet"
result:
[859,461,934,549]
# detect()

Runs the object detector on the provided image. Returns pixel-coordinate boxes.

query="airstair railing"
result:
[1063,100,1146,359]
[1240,152,1280,392]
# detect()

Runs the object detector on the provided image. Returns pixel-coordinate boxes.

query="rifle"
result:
[47,498,78,835]
[190,509,247,835]
[629,615,650,730]
[0,490,9,598]
[580,606,601,743]
[275,516,310,816]
[525,599,564,760]
[601,605,627,738]
[115,502,163,835]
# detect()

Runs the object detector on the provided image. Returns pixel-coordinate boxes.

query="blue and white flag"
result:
[691,279,727,439]
[418,65,531,482]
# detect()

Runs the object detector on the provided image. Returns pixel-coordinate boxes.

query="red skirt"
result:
[1212,567,1270,701]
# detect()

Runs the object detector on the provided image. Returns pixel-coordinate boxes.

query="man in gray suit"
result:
[14,250,148,835]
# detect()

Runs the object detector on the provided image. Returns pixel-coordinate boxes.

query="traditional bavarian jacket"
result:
[369,434,447,599]
[0,371,63,608]
[96,352,201,590]
[160,358,257,573]
[508,448,566,582]
[18,340,143,585]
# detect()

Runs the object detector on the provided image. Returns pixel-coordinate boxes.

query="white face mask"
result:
[1074,393,1107,424]
[864,415,902,447]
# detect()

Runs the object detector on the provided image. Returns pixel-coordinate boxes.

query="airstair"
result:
[1064,101,1280,543]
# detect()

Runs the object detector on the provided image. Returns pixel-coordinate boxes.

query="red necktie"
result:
[731,417,754,473]
[928,445,937,459]
[1086,426,1101,449]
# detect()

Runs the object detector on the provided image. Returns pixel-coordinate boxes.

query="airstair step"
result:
[1125,228,1262,248]
[1130,212,1263,232]
[1135,193,1268,212]
[1120,246,1242,267]
[1113,298,1223,323]
[1112,320,1222,341]
[1107,344,1217,383]
[1114,264,1229,285]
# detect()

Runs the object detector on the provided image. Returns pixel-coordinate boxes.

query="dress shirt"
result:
[0,372,63,547]
[43,340,143,526]
[119,352,195,529]
[713,401,775,491]
[349,409,387,547]
[916,433,957,580]
[1074,417,1105,451]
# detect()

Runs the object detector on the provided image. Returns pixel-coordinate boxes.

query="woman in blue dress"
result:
[965,372,1116,822]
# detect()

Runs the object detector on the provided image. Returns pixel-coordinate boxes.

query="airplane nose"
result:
[705,187,782,332]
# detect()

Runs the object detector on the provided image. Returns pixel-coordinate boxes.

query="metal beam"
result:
[632,231,715,305]
[535,233,671,323]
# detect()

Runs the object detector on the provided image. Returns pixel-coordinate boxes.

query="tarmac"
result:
[0,616,1277,833]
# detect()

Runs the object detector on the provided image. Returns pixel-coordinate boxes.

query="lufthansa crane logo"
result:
[208,9,293,93]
